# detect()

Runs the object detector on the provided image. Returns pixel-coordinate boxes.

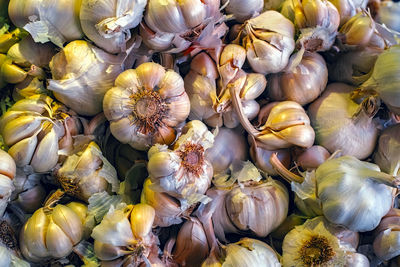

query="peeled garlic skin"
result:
[316,156,393,232]
[20,204,83,262]
[268,52,328,106]
[104,62,190,151]
[308,83,379,159]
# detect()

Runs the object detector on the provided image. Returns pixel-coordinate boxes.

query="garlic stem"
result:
[361,168,400,188]
[269,153,304,183]
[43,189,65,213]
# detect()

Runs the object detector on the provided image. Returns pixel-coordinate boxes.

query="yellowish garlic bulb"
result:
[92,203,159,264]
[268,52,328,106]
[48,40,124,116]
[104,62,190,151]
[20,202,85,262]
[56,141,120,202]
[147,120,214,202]
[8,0,83,47]
[236,11,295,74]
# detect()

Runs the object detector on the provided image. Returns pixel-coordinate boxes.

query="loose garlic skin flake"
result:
[103,62,190,151]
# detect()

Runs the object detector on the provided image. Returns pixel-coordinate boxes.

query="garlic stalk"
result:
[172,218,209,266]
[282,216,369,267]
[103,62,190,150]
[184,46,266,128]
[8,0,84,47]
[205,127,248,175]
[0,149,15,217]
[221,0,263,22]
[374,124,400,176]
[271,153,398,232]
[231,85,315,150]
[147,120,214,204]
[80,0,147,54]
[308,83,379,159]
[91,203,160,265]
[56,141,120,202]
[234,11,295,74]
[373,209,400,261]
[355,45,400,115]
[48,40,125,116]
[281,0,340,51]
[268,51,328,106]
[200,162,289,240]
[19,192,85,262]
[202,238,281,266]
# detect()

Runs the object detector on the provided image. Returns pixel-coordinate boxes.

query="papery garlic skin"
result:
[373,209,400,261]
[308,83,379,159]
[80,0,147,54]
[57,141,120,201]
[316,156,393,232]
[8,0,83,47]
[20,204,84,262]
[238,11,295,74]
[104,62,190,150]
[268,52,328,106]
[147,120,214,201]
[221,0,263,22]
[205,127,248,175]
[49,40,124,116]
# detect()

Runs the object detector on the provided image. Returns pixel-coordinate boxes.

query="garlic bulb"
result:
[104,62,190,150]
[373,124,400,176]
[48,40,124,116]
[328,47,381,86]
[268,51,328,106]
[8,0,83,47]
[221,0,263,22]
[91,203,159,264]
[141,178,183,227]
[20,201,85,262]
[0,95,61,172]
[80,0,147,54]
[202,238,281,266]
[205,127,248,175]
[56,141,119,202]
[373,209,400,261]
[356,45,400,115]
[235,11,295,74]
[12,168,46,213]
[173,218,209,266]
[308,83,379,159]
[184,46,265,128]
[202,162,289,240]
[147,120,214,203]
[282,216,367,267]
[329,0,368,25]
[0,149,15,217]
[281,0,340,51]
[232,90,315,150]
[376,1,400,32]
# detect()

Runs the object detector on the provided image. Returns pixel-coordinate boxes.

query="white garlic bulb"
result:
[48,40,124,116]
[221,0,263,22]
[57,141,120,201]
[8,0,83,47]
[103,62,190,150]
[147,120,214,202]
[235,11,295,74]
[80,0,147,54]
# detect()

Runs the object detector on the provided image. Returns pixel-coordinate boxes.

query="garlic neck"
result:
[269,153,304,183]
[352,96,379,125]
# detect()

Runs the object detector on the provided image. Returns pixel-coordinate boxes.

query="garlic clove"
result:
[163,93,191,126]
[240,73,267,100]
[296,145,331,170]
[114,69,141,94]
[19,225,44,263]
[278,125,315,148]
[103,86,135,122]
[158,70,186,99]
[30,125,59,173]
[339,11,375,46]
[17,185,46,213]
[190,52,218,79]
[0,149,16,179]
[51,204,83,245]
[145,0,188,34]
[153,124,177,147]
[135,62,166,90]
[1,115,44,146]
[66,202,88,225]
[45,218,74,258]
[130,203,156,238]
[22,208,49,258]
[1,61,27,84]
[8,134,38,168]
[148,151,178,178]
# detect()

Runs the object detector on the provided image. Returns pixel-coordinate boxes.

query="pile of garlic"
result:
[0,0,399,266]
